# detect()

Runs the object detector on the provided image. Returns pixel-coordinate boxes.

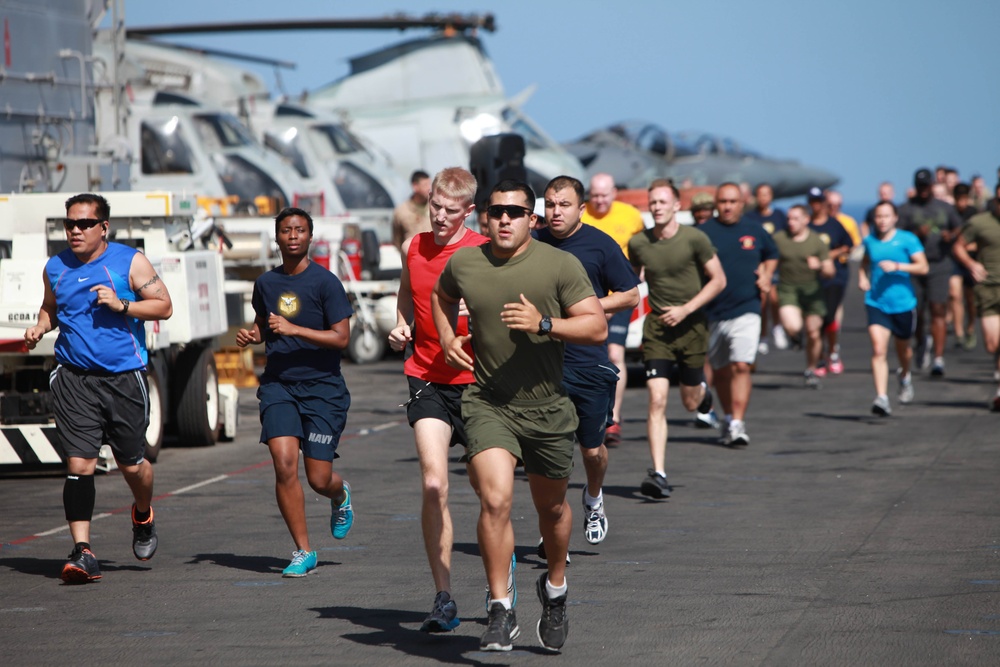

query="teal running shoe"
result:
[331,482,354,539]
[282,550,317,577]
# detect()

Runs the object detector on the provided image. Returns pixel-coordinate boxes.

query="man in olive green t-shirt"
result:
[433,179,606,652]
[773,205,835,387]
[952,184,1000,411]
[627,179,726,500]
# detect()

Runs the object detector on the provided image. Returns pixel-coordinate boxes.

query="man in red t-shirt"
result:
[388,167,486,633]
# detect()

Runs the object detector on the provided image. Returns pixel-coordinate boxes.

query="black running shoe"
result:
[696,385,713,414]
[421,590,460,633]
[61,546,101,584]
[535,573,569,652]
[131,504,158,561]
[640,469,671,499]
[481,602,519,651]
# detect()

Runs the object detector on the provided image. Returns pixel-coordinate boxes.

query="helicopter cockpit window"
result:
[635,125,669,156]
[141,118,195,175]
[210,153,289,212]
[193,113,255,151]
[264,129,311,179]
[312,124,366,158]
[333,162,394,209]
[501,108,548,150]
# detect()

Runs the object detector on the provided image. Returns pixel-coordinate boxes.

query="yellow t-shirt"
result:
[836,213,861,246]
[583,200,645,258]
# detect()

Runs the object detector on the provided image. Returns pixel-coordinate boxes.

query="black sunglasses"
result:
[63,218,104,230]
[486,204,533,220]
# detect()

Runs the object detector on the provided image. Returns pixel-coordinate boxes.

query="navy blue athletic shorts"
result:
[258,375,350,461]
[866,305,915,341]
[562,364,618,449]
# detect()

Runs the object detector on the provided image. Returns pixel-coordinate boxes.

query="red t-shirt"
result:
[403,228,488,384]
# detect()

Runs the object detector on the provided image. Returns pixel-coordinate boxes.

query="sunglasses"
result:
[486,204,533,220]
[63,218,105,230]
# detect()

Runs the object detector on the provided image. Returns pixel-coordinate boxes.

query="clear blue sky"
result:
[120,0,1000,207]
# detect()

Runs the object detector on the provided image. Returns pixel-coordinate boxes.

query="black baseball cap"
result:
[914,168,934,188]
[807,187,825,202]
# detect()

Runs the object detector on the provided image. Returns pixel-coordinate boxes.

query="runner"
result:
[773,205,836,388]
[858,201,928,416]
[432,179,606,651]
[387,167,490,632]
[236,207,354,578]
[628,179,726,498]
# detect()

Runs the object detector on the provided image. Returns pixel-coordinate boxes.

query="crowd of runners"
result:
[29,163,1000,653]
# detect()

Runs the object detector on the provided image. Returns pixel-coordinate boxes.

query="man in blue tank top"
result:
[24,193,174,583]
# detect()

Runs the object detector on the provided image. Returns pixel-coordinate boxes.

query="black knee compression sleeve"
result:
[64,474,96,522]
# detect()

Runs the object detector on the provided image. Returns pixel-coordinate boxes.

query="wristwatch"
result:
[120,298,130,314]
[538,315,552,336]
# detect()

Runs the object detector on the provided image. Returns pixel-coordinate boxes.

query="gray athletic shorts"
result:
[708,313,761,369]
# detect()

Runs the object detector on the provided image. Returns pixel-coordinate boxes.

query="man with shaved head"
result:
[582,173,645,447]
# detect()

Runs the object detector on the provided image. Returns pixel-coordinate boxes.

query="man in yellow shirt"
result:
[582,173,645,446]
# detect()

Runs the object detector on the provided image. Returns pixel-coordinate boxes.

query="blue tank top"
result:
[46,242,147,372]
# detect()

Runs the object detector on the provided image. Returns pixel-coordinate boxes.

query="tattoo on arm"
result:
[138,274,161,292]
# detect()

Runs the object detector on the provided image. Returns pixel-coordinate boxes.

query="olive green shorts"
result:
[641,313,708,368]
[461,385,577,479]
[974,283,1000,317]
[777,281,827,318]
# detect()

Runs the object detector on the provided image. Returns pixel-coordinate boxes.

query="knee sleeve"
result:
[64,474,96,522]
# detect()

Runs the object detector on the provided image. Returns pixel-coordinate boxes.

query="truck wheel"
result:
[143,366,165,462]
[173,345,221,447]
[348,325,386,365]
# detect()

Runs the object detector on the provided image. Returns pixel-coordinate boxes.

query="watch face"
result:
[540,316,552,334]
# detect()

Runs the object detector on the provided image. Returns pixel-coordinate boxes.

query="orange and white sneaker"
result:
[61,546,101,583]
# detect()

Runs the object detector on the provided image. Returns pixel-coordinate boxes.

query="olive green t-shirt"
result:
[627,225,716,315]
[438,240,596,404]
[773,230,829,286]
[961,209,1000,285]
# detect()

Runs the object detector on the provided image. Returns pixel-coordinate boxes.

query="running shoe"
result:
[829,357,844,375]
[640,469,671,499]
[772,325,790,350]
[694,407,720,429]
[696,384,714,415]
[481,602,519,651]
[728,420,750,447]
[898,370,915,404]
[582,488,608,545]
[813,364,828,378]
[804,370,821,388]
[421,590,460,633]
[131,504,158,561]
[331,482,353,539]
[485,552,518,611]
[535,573,569,652]
[61,545,101,583]
[282,549,317,577]
[964,333,977,351]
[931,357,945,377]
[871,395,891,417]
[536,538,571,565]
[757,340,770,356]
[603,422,621,448]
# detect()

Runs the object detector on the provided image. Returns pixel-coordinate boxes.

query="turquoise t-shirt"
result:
[862,229,924,314]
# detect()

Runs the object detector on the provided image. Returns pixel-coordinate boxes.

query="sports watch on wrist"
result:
[538,315,552,336]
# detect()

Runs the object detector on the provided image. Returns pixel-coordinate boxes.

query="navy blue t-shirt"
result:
[809,218,853,287]
[251,261,354,383]
[741,207,788,236]
[700,218,778,321]
[536,224,639,367]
